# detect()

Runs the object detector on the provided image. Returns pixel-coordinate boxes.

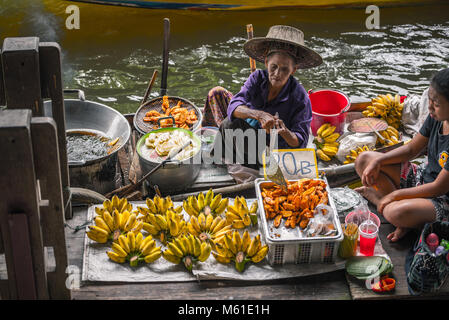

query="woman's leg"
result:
[354,151,401,206]
[202,86,233,127]
[383,198,437,242]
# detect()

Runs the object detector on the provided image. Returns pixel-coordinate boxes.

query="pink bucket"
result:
[308,89,350,136]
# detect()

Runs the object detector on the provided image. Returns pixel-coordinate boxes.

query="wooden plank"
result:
[0,109,48,299]
[0,280,10,299]
[0,53,5,106]
[72,271,350,300]
[8,213,37,299]
[1,37,43,116]
[38,43,72,220]
[31,117,71,300]
[349,99,371,112]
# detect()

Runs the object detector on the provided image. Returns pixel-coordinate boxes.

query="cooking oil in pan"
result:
[66,130,115,163]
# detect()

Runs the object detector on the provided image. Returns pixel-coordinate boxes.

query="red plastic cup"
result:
[359,221,378,256]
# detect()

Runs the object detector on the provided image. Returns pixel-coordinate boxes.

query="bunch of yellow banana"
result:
[183,189,228,217]
[225,197,258,229]
[95,195,133,217]
[343,145,371,164]
[87,209,143,243]
[362,94,403,129]
[187,213,232,249]
[137,195,182,216]
[107,232,161,267]
[162,234,211,272]
[212,231,268,272]
[141,208,186,244]
[376,126,400,147]
[314,123,340,162]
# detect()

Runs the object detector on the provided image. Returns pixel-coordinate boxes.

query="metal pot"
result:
[43,89,131,195]
[136,127,201,194]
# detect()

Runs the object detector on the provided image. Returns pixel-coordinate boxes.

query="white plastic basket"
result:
[255,177,343,265]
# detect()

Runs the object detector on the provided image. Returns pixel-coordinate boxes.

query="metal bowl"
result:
[134,95,202,136]
[136,127,202,193]
[43,89,131,194]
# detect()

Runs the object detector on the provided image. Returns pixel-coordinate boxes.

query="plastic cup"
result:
[358,221,378,256]
[345,210,380,228]
[338,223,359,259]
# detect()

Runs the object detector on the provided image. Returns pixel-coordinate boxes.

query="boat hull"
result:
[66,0,445,10]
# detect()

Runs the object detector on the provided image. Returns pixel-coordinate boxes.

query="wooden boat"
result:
[66,0,445,10]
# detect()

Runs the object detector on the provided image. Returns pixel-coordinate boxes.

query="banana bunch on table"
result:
[225,197,258,229]
[140,208,186,245]
[88,208,143,243]
[107,232,162,266]
[376,126,400,147]
[343,145,371,164]
[183,189,228,217]
[362,94,403,130]
[162,234,212,272]
[187,213,232,250]
[212,231,268,272]
[314,123,340,162]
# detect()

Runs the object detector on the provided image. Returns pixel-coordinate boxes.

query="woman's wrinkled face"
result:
[265,52,297,90]
[428,85,449,122]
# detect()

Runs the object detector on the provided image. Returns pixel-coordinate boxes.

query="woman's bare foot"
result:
[354,186,382,206]
[387,227,409,242]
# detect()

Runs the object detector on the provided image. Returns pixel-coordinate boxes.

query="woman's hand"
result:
[377,192,397,215]
[274,117,288,135]
[274,115,300,147]
[362,159,381,187]
[257,111,276,132]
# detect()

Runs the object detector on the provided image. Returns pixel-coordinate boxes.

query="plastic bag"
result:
[305,204,337,237]
[402,88,429,136]
[336,132,377,163]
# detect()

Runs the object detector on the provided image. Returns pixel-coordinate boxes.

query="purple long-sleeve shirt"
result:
[227,69,312,149]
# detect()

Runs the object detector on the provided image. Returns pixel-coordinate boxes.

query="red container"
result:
[308,89,350,136]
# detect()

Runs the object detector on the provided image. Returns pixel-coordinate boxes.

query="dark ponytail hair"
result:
[431,68,449,103]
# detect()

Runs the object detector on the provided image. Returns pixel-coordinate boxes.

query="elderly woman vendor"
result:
[203,25,322,168]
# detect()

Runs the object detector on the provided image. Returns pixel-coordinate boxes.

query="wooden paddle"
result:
[246,24,256,73]
[160,18,170,96]
[140,69,158,108]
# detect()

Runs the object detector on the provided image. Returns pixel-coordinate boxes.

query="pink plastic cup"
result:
[345,211,380,228]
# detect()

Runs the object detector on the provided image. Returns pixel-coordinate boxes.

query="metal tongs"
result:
[264,113,287,188]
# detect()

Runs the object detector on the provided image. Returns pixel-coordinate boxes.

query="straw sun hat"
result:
[243,25,323,69]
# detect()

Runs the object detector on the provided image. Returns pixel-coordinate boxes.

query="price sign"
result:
[262,148,318,180]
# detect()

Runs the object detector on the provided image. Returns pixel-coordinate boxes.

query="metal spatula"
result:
[265,123,287,188]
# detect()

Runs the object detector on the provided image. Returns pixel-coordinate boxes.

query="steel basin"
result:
[136,127,201,194]
[43,90,131,194]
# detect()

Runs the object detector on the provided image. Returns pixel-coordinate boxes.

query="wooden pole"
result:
[170,181,255,202]
[140,69,158,108]
[160,18,170,96]
[246,24,257,73]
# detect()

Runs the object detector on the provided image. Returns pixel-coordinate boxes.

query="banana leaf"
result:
[345,256,393,280]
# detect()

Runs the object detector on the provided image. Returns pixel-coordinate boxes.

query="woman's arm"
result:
[275,117,300,147]
[378,167,449,214]
[375,132,428,166]
[233,105,277,132]
[362,133,428,186]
